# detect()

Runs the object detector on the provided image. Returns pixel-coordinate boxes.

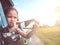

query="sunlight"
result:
[13,0,60,26]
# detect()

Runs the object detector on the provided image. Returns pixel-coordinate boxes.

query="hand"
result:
[32,20,40,31]
[12,21,20,30]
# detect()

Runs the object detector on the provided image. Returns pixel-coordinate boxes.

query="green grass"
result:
[36,27,60,45]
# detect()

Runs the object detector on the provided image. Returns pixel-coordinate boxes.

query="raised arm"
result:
[17,20,39,39]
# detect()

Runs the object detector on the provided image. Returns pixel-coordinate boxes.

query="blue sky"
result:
[12,0,43,21]
[12,0,42,10]
[12,0,60,26]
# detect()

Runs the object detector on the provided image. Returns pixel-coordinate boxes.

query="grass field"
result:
[36,26,60,45]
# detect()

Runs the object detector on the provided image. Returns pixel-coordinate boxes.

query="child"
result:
[1,7,39,45]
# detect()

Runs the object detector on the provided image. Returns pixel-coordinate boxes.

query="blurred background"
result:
[1,0,60,45]
[12,0,60,45]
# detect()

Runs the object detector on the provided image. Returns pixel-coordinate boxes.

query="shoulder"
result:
[1,26,9,33]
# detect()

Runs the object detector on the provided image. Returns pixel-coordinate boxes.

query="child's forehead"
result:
[6,10,18,16]
[8,9,17,12]
[7,10,18,16]
[5,7,18,15]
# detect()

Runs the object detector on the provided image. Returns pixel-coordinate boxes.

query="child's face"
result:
[6,10,18,27]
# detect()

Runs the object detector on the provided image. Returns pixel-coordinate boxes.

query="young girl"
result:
[1,7,39,45]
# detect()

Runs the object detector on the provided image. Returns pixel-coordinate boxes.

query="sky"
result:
[12,0,60,26]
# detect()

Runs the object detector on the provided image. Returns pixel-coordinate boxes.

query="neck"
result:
[8,26,15,32]
[8,25,13,28]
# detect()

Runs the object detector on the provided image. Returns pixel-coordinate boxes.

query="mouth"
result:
[9,22,14,26]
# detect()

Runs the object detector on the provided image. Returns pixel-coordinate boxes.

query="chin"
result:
[8,24,14,28]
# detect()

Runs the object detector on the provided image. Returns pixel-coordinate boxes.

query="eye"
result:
[14,17,17,19]
[7,16,12,18]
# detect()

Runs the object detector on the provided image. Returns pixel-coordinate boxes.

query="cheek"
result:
[14,20,18,23]
[14,19,18,21]
[7,18,11,23]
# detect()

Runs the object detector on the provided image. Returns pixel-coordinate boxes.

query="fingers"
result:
[34,19,40,28]
[16,21,20,25]
[32,23,40,31]
[13,22,18,28]
[32,19,39,25]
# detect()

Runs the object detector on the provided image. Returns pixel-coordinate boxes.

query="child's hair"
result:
[4,7,18,16]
